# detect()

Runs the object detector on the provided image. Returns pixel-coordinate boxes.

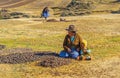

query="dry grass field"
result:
[0,0,120,78]
[0,14,120,78]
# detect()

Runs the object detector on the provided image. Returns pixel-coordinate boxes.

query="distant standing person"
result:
[41,7,49,20]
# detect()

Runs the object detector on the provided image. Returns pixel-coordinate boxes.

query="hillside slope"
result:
[0,0,36,8]
[0,0,71,8]
[60,0,120,16]
[0,0,120,16]
[0,0,71,15]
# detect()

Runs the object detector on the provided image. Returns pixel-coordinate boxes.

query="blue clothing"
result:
[59,48,91,59]
[70,36,75,42]
[59,48,79,59]
[79,49,91,55]
[43,11,49,18]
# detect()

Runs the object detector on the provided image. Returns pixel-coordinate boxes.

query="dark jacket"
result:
[63,33,83,51]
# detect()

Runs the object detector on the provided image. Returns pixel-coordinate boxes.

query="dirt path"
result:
[0,0,36,8]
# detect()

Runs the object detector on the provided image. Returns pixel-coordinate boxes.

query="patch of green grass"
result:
[107,36,120,42]
[0,37,63,52]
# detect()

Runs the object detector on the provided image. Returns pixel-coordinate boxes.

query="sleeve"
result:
[78,34,83,50]
[63,35,68,51]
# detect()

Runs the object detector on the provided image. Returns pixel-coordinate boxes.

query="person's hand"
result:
[67,48,71,53]
[83,49,87,53]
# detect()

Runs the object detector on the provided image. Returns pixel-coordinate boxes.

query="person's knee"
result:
[72,52,79,58]
[74,52,79,56]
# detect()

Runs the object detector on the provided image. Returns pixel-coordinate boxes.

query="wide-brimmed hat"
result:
[65,25,77,32]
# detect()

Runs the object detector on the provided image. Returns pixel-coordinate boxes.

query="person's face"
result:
[68,31,74,37]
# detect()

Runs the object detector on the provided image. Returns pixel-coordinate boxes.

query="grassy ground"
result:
[0,14,120,78]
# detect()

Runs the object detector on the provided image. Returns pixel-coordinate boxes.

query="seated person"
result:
[79,40,91,60]
[59,25,83,60]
